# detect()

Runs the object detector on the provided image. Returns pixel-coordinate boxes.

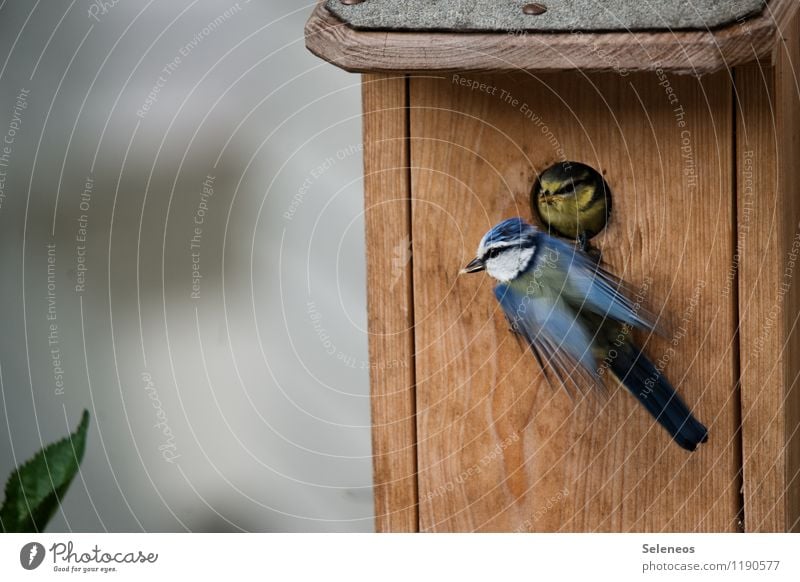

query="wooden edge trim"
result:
[362,74,419,532]
[735,8,800,532]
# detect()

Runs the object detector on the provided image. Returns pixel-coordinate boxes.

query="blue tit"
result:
[461,217,708,451]
[532,161,611,251]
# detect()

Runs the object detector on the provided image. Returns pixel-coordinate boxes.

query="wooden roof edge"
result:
[305,0,800,76]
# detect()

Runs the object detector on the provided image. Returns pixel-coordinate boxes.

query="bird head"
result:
[461,218,539,282]
[532,161,611,242]
[536,162,595,202]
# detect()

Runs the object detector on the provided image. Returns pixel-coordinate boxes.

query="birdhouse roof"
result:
[326,0,765,33]
[306,0,799,74]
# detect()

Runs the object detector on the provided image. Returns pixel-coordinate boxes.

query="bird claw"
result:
[577,233,602,263]
[577,232,589,252]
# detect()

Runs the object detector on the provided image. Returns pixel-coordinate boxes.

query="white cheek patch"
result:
[486,246,534,282]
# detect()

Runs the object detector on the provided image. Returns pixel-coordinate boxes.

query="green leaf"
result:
[0,410,90,533]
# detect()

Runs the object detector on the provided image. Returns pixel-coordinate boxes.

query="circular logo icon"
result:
[19,542,46,570]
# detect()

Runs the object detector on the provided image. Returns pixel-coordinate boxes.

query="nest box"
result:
[305,0,800,532]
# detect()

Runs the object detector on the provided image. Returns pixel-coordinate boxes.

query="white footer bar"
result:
[1,533,797,581]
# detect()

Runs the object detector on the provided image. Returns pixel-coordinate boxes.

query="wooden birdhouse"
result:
[305,0,800,532]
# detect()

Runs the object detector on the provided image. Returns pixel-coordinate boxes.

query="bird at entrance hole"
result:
[532,161,611,252]
[461,217,708,451]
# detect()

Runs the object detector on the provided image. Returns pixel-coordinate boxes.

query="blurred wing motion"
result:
[494,237,708,451]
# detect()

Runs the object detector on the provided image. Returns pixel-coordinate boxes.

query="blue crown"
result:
[482,217,537,247]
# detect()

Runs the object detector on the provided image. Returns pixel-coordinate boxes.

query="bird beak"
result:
[460,257,485,275]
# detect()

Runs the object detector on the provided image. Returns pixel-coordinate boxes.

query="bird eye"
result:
[486,248,502,259]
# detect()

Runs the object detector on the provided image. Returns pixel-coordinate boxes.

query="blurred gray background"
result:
[0,0,372,532]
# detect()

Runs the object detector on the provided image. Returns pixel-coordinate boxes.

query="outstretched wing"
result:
[549,237,660,333]
[494,282,599,398]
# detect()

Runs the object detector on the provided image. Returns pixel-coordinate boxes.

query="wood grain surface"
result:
[362,74,419,532]
[408,71,741,531]
[306,0,799,76]
[736,10,800,532]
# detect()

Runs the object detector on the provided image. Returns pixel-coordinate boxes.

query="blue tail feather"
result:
[610,345,708,451]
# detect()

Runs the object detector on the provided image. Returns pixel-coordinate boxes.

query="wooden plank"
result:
[362,74,419,532]
[305,0,799,76]
[781,13,800,535]
[410,71,740,531]
[735,63,782,533]
[736,10,800,532]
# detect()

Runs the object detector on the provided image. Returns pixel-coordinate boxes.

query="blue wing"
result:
[493,235,660,396]
[494,282,598,397]
[548,237,658,332]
